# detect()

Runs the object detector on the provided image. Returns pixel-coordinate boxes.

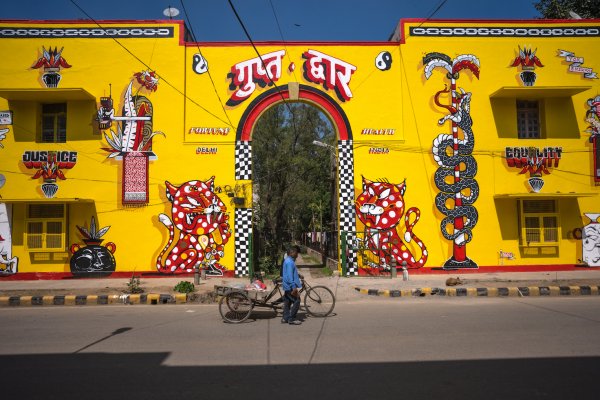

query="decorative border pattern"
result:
[235,141,252,180]
[354,285,600,298]
[410,26,600,38]
[234,208,252,277]
[338,140,357,275]
[0,27,174,38]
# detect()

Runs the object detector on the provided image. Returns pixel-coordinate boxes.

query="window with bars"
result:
[517,100,540,139]
[41,103,67,143]
[519,199,559,246]
[25,203,66,251]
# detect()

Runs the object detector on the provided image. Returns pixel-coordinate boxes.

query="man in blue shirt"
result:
[282,245,302,325]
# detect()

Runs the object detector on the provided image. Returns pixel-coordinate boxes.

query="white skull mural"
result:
[0,203,18,275]
[582,213,600,267]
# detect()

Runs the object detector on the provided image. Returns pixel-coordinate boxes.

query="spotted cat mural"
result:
[355,177,427,271]
[156,177,231,276]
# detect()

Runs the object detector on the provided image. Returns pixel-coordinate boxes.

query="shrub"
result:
[125,275,144,294]
[174,281,195,294]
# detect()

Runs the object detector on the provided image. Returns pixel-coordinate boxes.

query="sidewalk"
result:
[1,268,600,305]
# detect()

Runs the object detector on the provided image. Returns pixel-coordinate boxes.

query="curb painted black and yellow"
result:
[354,285,600,298]
[0,293,189,306]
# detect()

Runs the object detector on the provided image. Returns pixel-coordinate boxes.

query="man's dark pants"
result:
[282,290,300,322]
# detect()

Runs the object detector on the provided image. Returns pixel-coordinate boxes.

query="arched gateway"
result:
[232,84,357,276]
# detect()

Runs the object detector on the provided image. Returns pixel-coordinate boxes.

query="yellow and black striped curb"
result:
[354,285,600,298]
[0,293,190,307]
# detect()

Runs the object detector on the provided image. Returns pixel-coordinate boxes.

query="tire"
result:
[219,291,253,323]
[303,286,335,317]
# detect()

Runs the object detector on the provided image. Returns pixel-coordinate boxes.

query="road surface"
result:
[1,297,599,399]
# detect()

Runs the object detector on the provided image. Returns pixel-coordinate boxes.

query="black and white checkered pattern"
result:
[235,141,252,180]
[234,208,253,276]
[338,140,357,275]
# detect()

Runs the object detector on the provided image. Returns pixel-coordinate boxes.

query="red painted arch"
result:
[236,85,352,142]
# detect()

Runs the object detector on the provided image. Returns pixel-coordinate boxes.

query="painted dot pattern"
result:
[355,178,428,269]
[156,178,232,276]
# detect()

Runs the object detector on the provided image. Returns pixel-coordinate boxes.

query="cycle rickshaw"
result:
[215,275,335,323]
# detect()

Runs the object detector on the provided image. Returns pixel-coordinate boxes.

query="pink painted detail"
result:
[123,152,149,204]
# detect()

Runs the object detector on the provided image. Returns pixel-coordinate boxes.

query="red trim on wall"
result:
[238,86,350,141]
[396,18,600,43]
[0,19,184,25]
[357,264,595,276]
[185,41,396,47]
[240,90,289,141]
[0,19,187,46]
[0,270,235,281]
[1,265,595,280]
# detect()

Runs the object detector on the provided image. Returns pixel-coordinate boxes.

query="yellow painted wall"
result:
[0,19,599,275]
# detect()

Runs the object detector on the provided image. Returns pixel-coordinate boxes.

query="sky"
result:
[2,0,542,42]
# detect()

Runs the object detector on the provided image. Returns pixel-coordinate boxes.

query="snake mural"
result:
[423,52,480,269]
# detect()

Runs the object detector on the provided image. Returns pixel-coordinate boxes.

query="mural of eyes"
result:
[375,51,392,71]
[192,53,208,74]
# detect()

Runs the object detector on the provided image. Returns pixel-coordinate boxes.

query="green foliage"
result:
[173,281,195,294]
[534,0,600,19]
[258,255,279,277]
[252,103,335,264]
[321,266,334,277]
[125,275,144,294]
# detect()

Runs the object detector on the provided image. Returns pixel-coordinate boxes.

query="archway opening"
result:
[251,101,337,274]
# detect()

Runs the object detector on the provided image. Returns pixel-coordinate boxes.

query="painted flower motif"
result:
[511,46,544,70]
[31,163,66,182]
[32,46,71,70]
[77,216,110,241]
[134,70,159,92]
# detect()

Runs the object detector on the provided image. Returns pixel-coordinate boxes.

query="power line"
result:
[268,0,298,83]
[179,0,236,129]
[67,0,235,128]
[417,0,450,28]
[226,0,300,141]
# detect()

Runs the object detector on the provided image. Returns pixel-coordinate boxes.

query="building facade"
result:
[0,18,598,278]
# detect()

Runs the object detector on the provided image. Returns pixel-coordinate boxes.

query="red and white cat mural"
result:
[355,177,427,270]
[156,177,231,276]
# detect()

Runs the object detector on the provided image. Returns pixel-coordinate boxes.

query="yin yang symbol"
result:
[375,51,392,71]
[192,53,208,74]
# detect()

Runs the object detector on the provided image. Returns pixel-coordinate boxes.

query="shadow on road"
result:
[2,352,597,399]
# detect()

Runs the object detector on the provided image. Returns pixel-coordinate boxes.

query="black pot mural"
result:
[69,217,116,277]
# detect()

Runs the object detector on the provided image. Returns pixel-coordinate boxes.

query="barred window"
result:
[41,103,67,143]
[25,204,67,251]
[517,100,540,139]
[519,200,559,246]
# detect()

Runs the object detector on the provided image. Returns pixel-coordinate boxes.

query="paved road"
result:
[1,297,599,399]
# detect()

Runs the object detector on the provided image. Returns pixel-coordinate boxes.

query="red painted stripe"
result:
[186,41,397,47]
[356,264,597,276]
[239,86,350,141]
[396,18,600,43]
[0,270,235,281]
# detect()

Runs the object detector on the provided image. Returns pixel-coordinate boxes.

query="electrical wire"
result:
[226,0,300,140]
[268,0,298,83]
[417,0,450,28]
[179,0,236,129]
[67,0,234,128]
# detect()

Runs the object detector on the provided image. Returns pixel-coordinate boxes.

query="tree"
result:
[534,0,600,19]
[252,103,335,272]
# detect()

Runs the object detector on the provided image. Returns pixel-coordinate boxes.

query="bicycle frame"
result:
[252,276,312,309]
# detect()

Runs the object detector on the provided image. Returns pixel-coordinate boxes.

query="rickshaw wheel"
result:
[219,291,253,323]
